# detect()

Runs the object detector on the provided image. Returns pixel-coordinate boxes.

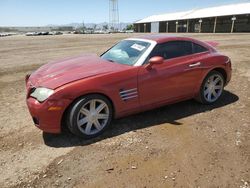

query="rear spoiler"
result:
[205,41,219,48]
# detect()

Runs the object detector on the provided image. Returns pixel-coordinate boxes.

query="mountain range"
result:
[47,22,132,30]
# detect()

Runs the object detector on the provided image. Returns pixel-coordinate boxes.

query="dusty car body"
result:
[26,35,232,138]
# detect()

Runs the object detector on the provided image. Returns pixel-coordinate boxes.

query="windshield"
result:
[101,40,151,66]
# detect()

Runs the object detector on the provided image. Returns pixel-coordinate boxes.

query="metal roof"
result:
[135,3,250,23]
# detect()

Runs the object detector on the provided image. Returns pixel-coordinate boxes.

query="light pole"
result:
[186,20,189,33]
[144,23,146,33]
[199,19,202,33]
[176,21,178,33]
[231,16,236,33]
[213,17,217,33]
[166,22,169,33]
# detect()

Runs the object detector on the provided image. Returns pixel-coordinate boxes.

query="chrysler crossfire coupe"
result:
[26,35,232,138]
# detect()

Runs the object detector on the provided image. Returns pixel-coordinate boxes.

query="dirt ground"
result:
[0,33,249,188]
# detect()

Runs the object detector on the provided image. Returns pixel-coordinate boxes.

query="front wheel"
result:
[197,71,225,104]
[67,94,113,138]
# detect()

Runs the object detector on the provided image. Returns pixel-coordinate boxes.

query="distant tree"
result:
[93,24,97,31]
[103,24,108,31]
[126,24,134,30]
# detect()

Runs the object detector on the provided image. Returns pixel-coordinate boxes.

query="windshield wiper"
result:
[106,59,115,63]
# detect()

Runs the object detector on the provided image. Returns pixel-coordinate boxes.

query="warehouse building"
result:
[134,3,250,33]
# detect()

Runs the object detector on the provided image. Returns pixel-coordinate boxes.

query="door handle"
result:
[189,62,201,68]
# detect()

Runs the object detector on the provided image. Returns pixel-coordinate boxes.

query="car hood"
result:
[29,54,128,89]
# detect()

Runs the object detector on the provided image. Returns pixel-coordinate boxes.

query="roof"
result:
[134,34,179,43]
[132,34,212,47]
[135,2,250,23]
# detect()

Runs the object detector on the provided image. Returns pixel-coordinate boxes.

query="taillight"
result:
[227,59,232,69]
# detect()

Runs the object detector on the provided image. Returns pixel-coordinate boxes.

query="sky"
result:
[0,0,249,26]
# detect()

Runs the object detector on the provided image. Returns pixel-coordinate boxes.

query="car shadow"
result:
[43,90,239,148]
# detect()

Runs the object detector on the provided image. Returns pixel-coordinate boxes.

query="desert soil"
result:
[0,33,249,188]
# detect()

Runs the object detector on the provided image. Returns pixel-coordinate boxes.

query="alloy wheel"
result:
[76,99,109,135]
[204,74,224,103]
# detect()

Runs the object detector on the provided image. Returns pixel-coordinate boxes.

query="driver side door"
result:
[138,40,204,107]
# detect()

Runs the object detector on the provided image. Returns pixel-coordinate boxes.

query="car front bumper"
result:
[26,97,71,134]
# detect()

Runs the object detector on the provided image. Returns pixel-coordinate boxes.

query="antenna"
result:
[109,0,119,31]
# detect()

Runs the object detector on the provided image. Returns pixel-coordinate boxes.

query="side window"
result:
[193,43,208,53]
[150,41,193,60]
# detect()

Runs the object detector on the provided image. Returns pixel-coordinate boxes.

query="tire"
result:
[67,94,113,138]
[196,70,225,104]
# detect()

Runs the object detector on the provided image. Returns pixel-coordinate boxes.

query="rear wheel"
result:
[197,71,224,104]
[67,94,113,138]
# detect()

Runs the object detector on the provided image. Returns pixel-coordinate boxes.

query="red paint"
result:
[205,41,220,47]
[26,36,232,133]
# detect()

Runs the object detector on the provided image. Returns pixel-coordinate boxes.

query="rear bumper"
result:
[26,97,71,134]
[225,60,232,86]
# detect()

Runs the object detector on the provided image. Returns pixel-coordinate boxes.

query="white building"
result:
[134,3,250,33]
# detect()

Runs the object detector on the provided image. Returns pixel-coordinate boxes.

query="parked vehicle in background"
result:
[0,32,16,37]
[26,31,63,36]
[125,30,134,33]
[52,31,63,35]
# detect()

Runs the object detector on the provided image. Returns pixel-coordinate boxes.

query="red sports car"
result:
[26,35,232,138]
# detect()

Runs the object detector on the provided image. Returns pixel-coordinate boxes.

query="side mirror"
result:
[146,56,164,69]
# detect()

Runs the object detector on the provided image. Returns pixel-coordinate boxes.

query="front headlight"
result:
[30,87,54,102]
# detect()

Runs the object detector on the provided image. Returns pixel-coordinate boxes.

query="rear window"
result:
[193,43,208,53]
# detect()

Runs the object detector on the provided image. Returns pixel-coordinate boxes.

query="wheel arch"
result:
[60,92,115,132]
[200,67,227,87]
[211,67,227,83]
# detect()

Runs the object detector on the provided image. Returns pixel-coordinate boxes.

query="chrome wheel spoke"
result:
[80,108,90,116]
[214,77,221,84]
[204,88,209,96]
[214,85,222,90]
[90,100,96,112]
[96,103,106,113]
[78,117,88,126]
[207,92,212,101]
[212,90,217,97]
[97,113,109,120]
[93,120,102,130]
[85,122,93,135]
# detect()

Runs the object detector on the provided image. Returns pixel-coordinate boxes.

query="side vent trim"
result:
[119,88,138,101]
